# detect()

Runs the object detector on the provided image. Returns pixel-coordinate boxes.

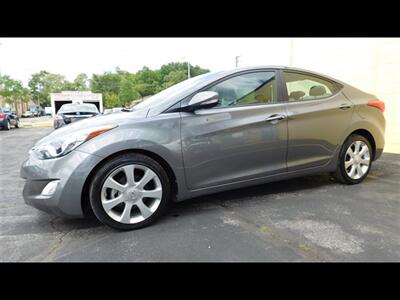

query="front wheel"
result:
[89,153,171,230]
[334,134,372,184]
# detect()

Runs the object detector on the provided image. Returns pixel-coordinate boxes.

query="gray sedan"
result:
[20,66,386,230]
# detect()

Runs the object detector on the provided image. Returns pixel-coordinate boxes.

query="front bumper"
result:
[20,149,103,218]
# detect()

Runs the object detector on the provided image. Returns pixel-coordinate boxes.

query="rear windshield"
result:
[58,104,99,114]
[1,108,11,113]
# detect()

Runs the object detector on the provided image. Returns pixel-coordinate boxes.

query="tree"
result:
[162,70,187,88]
[90,71,122,95]
[119,77,141,106]
[133,66,162,96]
[103,92,120,109]
[72,73,89,90]
[0,75,31,115]
[28,71,68,107]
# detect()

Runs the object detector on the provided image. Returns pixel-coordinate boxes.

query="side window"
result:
[207,71,277,108]
[283,72,338,102]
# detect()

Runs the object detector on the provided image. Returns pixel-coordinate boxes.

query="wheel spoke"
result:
[122,165,135,186]
[345,159,354,169]
[142,188,162,199]
[354,141,362,154]
[136,169,156,189]
[136,200,153,219]
[359,145,368,156]
[346,147,355,158]
[348,165,356,178]
[120,202,133,223]
[356,165,363,177]
[104,177,126,192]
[102,195,125,212]
[360,158,370,166]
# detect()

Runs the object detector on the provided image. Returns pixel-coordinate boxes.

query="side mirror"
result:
[184,91,219,112]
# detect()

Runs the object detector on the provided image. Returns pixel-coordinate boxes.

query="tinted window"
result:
[207,71,277,107]
[283,72,338,102]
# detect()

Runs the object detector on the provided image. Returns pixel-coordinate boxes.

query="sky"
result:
[0,38,293,85]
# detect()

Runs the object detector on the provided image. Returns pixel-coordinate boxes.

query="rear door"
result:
[180,70,288,190]
[282,71,354,171]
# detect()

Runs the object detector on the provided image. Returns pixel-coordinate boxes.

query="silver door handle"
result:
[265,114,286,122]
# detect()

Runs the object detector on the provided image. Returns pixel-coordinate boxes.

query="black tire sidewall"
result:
[89,153,171,230]
[5,120,10,130]
[338,134,372,184]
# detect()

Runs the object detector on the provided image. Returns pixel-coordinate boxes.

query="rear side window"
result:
[207,71,277,107]
[283,72,339,102]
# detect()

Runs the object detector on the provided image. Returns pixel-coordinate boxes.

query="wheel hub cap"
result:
[344,141,370,180]
[100,164,162,224]
[128,188,141,201]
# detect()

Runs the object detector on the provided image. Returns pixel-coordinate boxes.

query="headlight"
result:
[31,125,117,160]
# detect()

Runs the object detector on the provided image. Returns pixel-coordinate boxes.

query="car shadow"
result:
[33,162,392,231]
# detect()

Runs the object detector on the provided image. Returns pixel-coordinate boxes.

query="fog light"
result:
[41,180,60,196]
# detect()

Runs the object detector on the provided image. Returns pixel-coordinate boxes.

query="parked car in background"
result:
[21,66,385,230]
[32,107,45,117]
[54,103,100,129]
[0,107,20,130]
[21,110,34,118]
[44,107,52,116]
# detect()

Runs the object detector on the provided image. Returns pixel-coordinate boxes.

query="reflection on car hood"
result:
[36,108,149,146]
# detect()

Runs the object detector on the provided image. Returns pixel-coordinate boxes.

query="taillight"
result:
[0,113,6,118]
[368,100,385,112]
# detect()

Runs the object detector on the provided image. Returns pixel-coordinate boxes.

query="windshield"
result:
[133,71,224,110]
[58,104,99,114]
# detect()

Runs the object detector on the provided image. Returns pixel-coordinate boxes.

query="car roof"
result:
[222,65,343,84]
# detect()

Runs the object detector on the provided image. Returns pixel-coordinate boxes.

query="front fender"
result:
[75,114,187,199]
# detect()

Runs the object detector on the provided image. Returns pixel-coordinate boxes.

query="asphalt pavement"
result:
[0,127,399,261]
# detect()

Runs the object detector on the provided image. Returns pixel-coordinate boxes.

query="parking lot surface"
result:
[0,127,399,262]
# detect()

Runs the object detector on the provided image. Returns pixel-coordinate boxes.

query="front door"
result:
[180,70,288,190]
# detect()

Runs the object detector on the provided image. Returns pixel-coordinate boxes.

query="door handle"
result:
[265,114,286,122]
[339,104,351,110]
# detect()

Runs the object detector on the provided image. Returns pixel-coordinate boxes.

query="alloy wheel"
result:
[344,141,370,180]
[101,164,162,224]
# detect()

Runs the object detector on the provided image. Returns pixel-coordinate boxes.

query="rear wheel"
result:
[89,153,171,230]
[334,134,372,184]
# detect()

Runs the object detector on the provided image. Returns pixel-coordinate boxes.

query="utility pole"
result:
[235,55,241,68]
[187,60,191,79]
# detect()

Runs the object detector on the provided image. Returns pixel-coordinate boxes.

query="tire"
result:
[4,120,11,131]
[334,134,372,184]
[89,153,171,230]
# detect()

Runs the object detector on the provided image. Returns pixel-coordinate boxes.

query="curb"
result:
[20,123,53,128]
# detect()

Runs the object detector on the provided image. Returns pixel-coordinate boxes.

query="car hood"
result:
[35,108,149,146]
